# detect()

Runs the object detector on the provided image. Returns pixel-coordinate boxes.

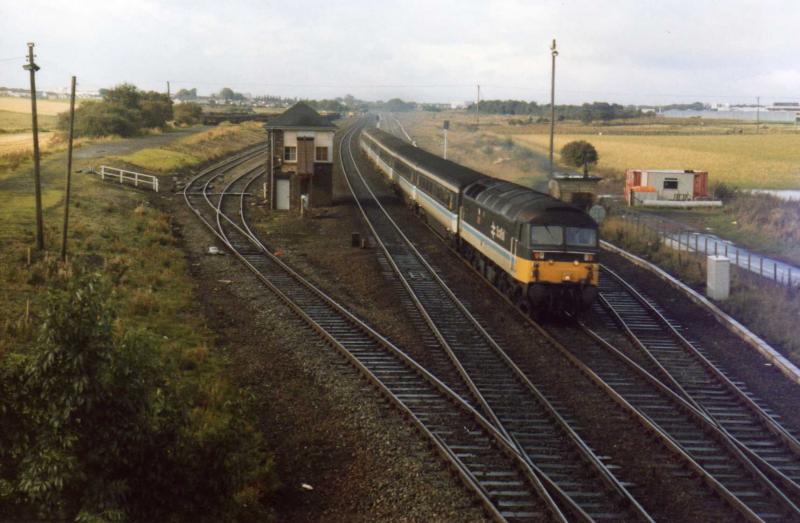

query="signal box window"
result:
[663,178,679,190]
[315,147,329,162]
[284,146,297,162]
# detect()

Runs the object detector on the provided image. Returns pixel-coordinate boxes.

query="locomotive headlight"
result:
[573,260,579,266]
[584,253,594,262]
[533,251,545,260]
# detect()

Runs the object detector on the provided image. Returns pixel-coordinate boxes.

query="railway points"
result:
[340,121,651,522]
[183,140,571,522]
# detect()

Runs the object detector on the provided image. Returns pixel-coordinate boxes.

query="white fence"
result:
[99,165,159,192]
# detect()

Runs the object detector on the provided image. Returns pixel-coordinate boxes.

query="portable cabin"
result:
[625,169,710,206]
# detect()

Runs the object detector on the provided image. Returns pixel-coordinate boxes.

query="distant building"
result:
[625,169,721,207]
[767,102,800,112]
[265,102,336,211]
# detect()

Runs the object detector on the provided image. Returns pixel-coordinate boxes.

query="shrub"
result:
[174,102,204,125]
[0,275,276,521]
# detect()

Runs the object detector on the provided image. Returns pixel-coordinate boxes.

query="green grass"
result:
[110,122,265,174]
[114,148,199,172]
[601,217,800,366]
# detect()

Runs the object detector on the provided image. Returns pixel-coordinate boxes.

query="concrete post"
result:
[707,255,730,300]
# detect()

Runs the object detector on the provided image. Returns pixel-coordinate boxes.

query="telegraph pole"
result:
[61,76,77,262]
[549,39,558,176]
[24,42,44,250]
[475,84,480,127]
[167,80,171,98]
[756,96,760,134]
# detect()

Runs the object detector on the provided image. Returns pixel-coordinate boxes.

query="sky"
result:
[1,0,799,105]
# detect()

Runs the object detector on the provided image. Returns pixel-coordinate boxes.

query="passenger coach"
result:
[360,126,600,313]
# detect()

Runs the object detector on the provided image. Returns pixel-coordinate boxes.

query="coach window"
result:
[663,178,679,190]
[530,225,563,246]
[284,146,297,162]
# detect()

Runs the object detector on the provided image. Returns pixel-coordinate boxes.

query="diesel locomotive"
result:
[360,126,599,313]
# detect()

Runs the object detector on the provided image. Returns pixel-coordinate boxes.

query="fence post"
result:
[134,172,139,187]
[154,177,158,192]
[748,253,751,271]
[790,268,793,287]
[774,262,778,282]
[736,249,739,266]
[101,166,105,181]
[725,244,728,257]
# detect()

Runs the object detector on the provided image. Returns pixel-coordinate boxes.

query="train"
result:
[359,126,599,314]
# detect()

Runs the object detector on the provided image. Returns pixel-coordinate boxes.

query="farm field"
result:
[396,111,800,190]
[0,95,72,116]
[513,133,800,189]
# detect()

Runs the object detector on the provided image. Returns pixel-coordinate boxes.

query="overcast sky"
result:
[1,0,798,105]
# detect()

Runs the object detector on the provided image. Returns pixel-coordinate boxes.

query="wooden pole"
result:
[61,76,77,262]
[24,42,44,250]
[548,39,558,176]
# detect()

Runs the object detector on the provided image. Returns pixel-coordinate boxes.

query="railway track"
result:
[183,145,572,521]
[592,267,800,502]
[341,121,651,522]
[344,119,800,521]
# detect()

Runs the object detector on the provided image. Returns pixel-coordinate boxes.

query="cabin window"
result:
[284,146,297,162]
[531,225,563,246]
[663,178,679,190]
[565,227,597,247]
[315,146,329,162]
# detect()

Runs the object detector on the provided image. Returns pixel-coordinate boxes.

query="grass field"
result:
[110,122,265,173]
[513,133,800,189]
[0,96,72,116]
[396,111,800,190]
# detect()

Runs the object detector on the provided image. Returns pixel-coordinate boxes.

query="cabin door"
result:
[297,137,314,175]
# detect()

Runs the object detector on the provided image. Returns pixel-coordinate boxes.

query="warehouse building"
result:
[265,102,336,210]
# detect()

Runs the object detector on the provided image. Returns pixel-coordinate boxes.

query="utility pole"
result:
[61,76,77,262]
[549,39,558,177]
[167,80,171,98]
[24,42,44,250]
[475,84,480,127]
[756,96,760,134]
[443,120,449,160]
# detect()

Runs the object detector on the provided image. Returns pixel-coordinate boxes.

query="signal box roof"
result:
[264,102,337,131]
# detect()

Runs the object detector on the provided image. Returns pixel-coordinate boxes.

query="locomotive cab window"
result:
[530,225,563,246]
[565,227,597,247]
[663,178,679,190]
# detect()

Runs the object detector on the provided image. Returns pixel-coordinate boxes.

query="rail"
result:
[183,144,567,522]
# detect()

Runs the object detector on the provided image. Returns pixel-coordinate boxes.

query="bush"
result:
[560,140,599,176]
[0,274,276,521]
[174,102,204,125]
[58,84,173,138]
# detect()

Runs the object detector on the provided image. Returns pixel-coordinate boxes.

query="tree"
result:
[175,88,197,101]
[219,87,235,101]
[560,140,599,177]
[58,84,173,137]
